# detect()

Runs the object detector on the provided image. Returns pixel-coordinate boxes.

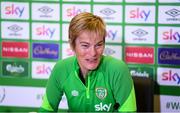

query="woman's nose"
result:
[89,47,97,56]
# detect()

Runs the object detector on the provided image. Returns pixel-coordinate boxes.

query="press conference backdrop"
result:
[0,0,180,112]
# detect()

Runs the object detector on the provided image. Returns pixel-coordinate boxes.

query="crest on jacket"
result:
[95,87,107,100]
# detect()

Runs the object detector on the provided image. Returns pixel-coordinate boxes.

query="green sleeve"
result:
[110,60,136,112]
[39,62,64,112]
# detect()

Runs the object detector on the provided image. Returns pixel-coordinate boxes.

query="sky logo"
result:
[125,6,155,23]
[1,2,29,19]
[129,8,151,21]
[158,27,180,44]
[62,4,90,21]
[162,70,180,84]
[105,25,122,43]
[32,61,56,79]
[162,29,180,42]
[32,23,59,41]
[158,67,180,86]
[36,64,52,75]
[66,6,87,17]
[36,25,55,38]
[5,4,25,17]
[106,30,118,40]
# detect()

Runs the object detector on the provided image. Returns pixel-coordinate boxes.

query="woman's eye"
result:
[96,43,104,48]
[81,45,89,48]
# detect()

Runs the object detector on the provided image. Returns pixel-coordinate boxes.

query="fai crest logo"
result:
[95,87,107,100]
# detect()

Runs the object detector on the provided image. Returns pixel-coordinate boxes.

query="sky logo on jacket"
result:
[95,102,112,111]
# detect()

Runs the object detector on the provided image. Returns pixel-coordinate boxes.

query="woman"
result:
[40,12,136,112]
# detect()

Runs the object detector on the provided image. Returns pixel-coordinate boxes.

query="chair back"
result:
[132,76,154,112]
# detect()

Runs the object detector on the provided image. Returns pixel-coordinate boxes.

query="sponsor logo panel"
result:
[1,2,29,20]
[158,47,180,65]
[2,61,29,77]
[0,86,68,109]
[0,86,44,107]
[62,4,91,22]
[128,66,154,78]
[158,6,180,24]
[125,46,154,64]
[125,5,155,23]
[62,43,75,59]
[157,67,180,86]
[1,21,29,40]
[158,27,180,45]
[2,41,29,58]
[32,23,60,41]
[104,45,122,60]
[106,25,122,43]
[160,95,180,112]
[125,26,155,44]
[32,43,59,60]
[31,3,60,21]
[93,5,122,23]
[32,61,55,79]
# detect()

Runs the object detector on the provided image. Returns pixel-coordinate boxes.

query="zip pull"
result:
[86,76,90,99]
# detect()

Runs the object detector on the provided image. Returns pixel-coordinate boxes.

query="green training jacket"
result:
[40,56,136,112]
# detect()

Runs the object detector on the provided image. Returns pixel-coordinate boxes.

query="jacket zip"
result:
[75,71,90,99]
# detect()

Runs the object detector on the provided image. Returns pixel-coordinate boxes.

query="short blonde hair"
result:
[68,12,106,49]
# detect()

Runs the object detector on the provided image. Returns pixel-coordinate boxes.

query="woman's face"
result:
[73,31,105,75]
